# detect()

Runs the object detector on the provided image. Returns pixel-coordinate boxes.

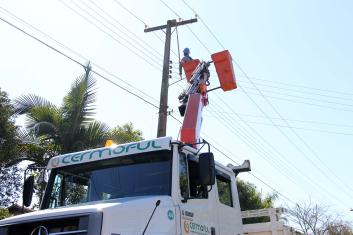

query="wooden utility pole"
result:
[144,18,197,138]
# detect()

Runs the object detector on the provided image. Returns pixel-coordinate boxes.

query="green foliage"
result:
[0,89,23,207]
[111,123,144,144]
[0,208,12,220]
[13,67,144,206]
[13,68,111,165]
[0,88,19,163]
[0,163,22,207]
[64,182,88,206]
[237,178,278,224]
[217,179,231,206]
[14,68,145,167]
[179,154,188,198]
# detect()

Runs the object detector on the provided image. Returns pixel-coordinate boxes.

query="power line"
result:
[207,100,340,207]
[79,0,168,65]
[160,0,212,54]
[0,16,84,67]
[237,81,353,198]
[185,24,212,54]
[236,87,353,113]
[60,0,162,71]
[181,0,226,51]
[0,7,87,61]
[194,7,353,200]
[202,115,353,136]
[237,79,353,102]
[112,0,179,58]
[172,114,299,205]
[235,59,353,197]
[209,141,297,205]
[87,0,163,58]
[204,110,353,128]
[91,70,158,108]
[1,15,159,110]
[234,51,353,197]
[0,8,160,105]
[177,0,353,205]
[5,1,351,209]
[1,4,300,209]
[161,0,353,206]
[1,8,180,135]
[80,0,179,77]
[64,0,163,67]
[240,84,353,108]
[235,75,353,97]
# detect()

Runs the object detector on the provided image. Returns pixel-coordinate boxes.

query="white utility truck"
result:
[0,50,250,234]
[0,137,250,235]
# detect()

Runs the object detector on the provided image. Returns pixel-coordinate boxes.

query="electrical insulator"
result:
[169,75,172,78]
[169,66,172,69]
[169,70,172,73]
[169,61,172,64]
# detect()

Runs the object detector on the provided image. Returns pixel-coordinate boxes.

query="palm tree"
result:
[13,65,111,166]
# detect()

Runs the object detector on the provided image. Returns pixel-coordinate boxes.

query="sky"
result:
[1,0,353,222]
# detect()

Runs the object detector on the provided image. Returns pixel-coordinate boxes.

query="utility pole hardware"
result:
[144,18,198,138]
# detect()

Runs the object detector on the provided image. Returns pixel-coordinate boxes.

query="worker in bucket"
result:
[179,48,193,76]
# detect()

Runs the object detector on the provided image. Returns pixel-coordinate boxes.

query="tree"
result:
[0,208,12,220]
[325,220,353,235]
[111,123,144,144]
[0,163,22,208]
[0,89,19,163]
[284,200,353,235]
[0,89,23,208]
[13,66,111,165]
[237,178,278,224]
[13,66,144,207]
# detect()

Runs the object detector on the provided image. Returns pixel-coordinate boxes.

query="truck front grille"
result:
[0,212,102,235]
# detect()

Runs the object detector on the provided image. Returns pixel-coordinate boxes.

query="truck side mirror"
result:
[199,152,215,185]
[23,175,34,207]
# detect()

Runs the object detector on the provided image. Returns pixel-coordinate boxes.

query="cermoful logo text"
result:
[51,141,162,167]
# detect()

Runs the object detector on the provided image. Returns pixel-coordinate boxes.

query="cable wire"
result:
[236,86,353,113]
[80,0,163,61]
[0,8,160,105]
[237,78,353,102]
[113,0,179,58]
[207,103,338,207]
[60,0,162,71]
[240,84,353,108]
[202,115,353,136]
[159,0,353,206]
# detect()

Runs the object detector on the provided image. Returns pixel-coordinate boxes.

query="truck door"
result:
[179,152,218,235]
[215,171,243,235]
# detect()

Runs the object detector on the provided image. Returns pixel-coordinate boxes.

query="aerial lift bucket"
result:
[211,50,237,91]
[182,59,200,82]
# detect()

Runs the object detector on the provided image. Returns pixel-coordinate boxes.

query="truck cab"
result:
[0,137,249,235]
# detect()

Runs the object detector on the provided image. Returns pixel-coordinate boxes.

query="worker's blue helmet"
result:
[183,48,190,54]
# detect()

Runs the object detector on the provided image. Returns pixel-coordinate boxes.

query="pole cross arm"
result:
[144,18,198,33]
[227,160,251,177]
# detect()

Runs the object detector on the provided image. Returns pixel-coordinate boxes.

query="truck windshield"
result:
[47,150,171,208]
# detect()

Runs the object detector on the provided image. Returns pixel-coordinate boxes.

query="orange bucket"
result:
[182,59,200,82]
[211,50,237,91]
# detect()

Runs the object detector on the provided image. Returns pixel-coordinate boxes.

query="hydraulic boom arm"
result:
[178,50,237,149]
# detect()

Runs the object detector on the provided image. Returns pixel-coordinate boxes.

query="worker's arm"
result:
[179,61,184,75]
